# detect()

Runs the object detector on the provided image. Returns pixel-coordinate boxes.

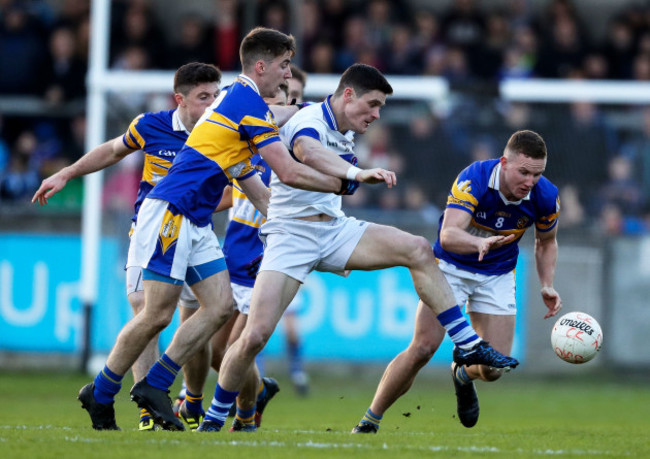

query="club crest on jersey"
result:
[516,216,530,228]
[265,110,276,125]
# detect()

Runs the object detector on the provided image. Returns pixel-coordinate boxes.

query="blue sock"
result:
[185,390,204,415]
[93,365,123,404]
[139,408,152,421]
[235,406,256,426]
[437,306,481,350]
[205,384,239,427]
[145,353,181,391]
[360,408,382,429]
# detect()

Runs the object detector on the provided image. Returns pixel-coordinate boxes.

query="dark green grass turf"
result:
[1,368,648,458]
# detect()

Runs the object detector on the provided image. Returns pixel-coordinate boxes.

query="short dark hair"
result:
[334,63,393,97]
[173,62,221,95]
[240,27,296,72]
[290,64,307,87]
[505,130,547,159]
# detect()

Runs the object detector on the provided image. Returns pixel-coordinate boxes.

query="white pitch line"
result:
[0,425,631,456]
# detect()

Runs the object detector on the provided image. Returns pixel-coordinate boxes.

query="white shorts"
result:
[231,281,302,315]
[259,216,368,283]
[231,282,252,315]
[438,259,517,316]
[126,265,199,309]
[131,198,224,282]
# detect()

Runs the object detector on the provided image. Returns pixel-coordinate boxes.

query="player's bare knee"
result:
[205,305,234,331]
[146,310,175,333]
[406,235,435,268]
[408,343,436,367]
[241,328,270,355]
[127,293,145,314]
[409,335,438,365]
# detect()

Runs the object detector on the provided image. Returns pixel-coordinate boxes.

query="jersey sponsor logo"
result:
[227,159,255,179]
[326,140,353,153]
[467,224,496,238]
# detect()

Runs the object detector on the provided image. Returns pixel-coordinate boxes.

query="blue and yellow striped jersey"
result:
[148,75,281,227]
[223,154,271,287]
[121,109,189,222]
[434,159,560,275]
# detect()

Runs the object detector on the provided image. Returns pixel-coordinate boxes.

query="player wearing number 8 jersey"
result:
[433,155,559,275]
[353,130,562,433]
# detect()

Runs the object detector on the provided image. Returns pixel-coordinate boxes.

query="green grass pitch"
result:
[1,367,648,458]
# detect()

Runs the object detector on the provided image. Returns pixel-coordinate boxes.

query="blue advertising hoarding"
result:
[0,234,528,365]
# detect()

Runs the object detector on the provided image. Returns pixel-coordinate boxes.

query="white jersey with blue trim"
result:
[268,96,355,219]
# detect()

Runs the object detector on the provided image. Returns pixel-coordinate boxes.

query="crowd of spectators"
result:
[3,0,650,236]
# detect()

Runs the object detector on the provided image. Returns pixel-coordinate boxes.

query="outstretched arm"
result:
[535,225,562,319]
[439,208,516,261]
[293,136,396,187]
[258,140,342,193]
[32,136,134,205]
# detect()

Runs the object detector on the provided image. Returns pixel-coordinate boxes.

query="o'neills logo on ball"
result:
[560,319,594,335]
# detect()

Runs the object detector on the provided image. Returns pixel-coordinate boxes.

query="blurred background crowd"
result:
[2,0,650,238]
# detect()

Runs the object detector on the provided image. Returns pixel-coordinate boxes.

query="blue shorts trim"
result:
[185,258,227,286]
[142,269,184,285]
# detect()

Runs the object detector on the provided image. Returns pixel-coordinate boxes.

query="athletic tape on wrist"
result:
[346,166,362,180]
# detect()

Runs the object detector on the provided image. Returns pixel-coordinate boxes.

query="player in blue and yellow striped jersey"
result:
[219,86,288,432]
[32,63,222,431]
[71,27,353,432]
[354,130,563,433]
[173,85,300,432]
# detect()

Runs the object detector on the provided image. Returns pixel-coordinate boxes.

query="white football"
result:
[551,311,603,364]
